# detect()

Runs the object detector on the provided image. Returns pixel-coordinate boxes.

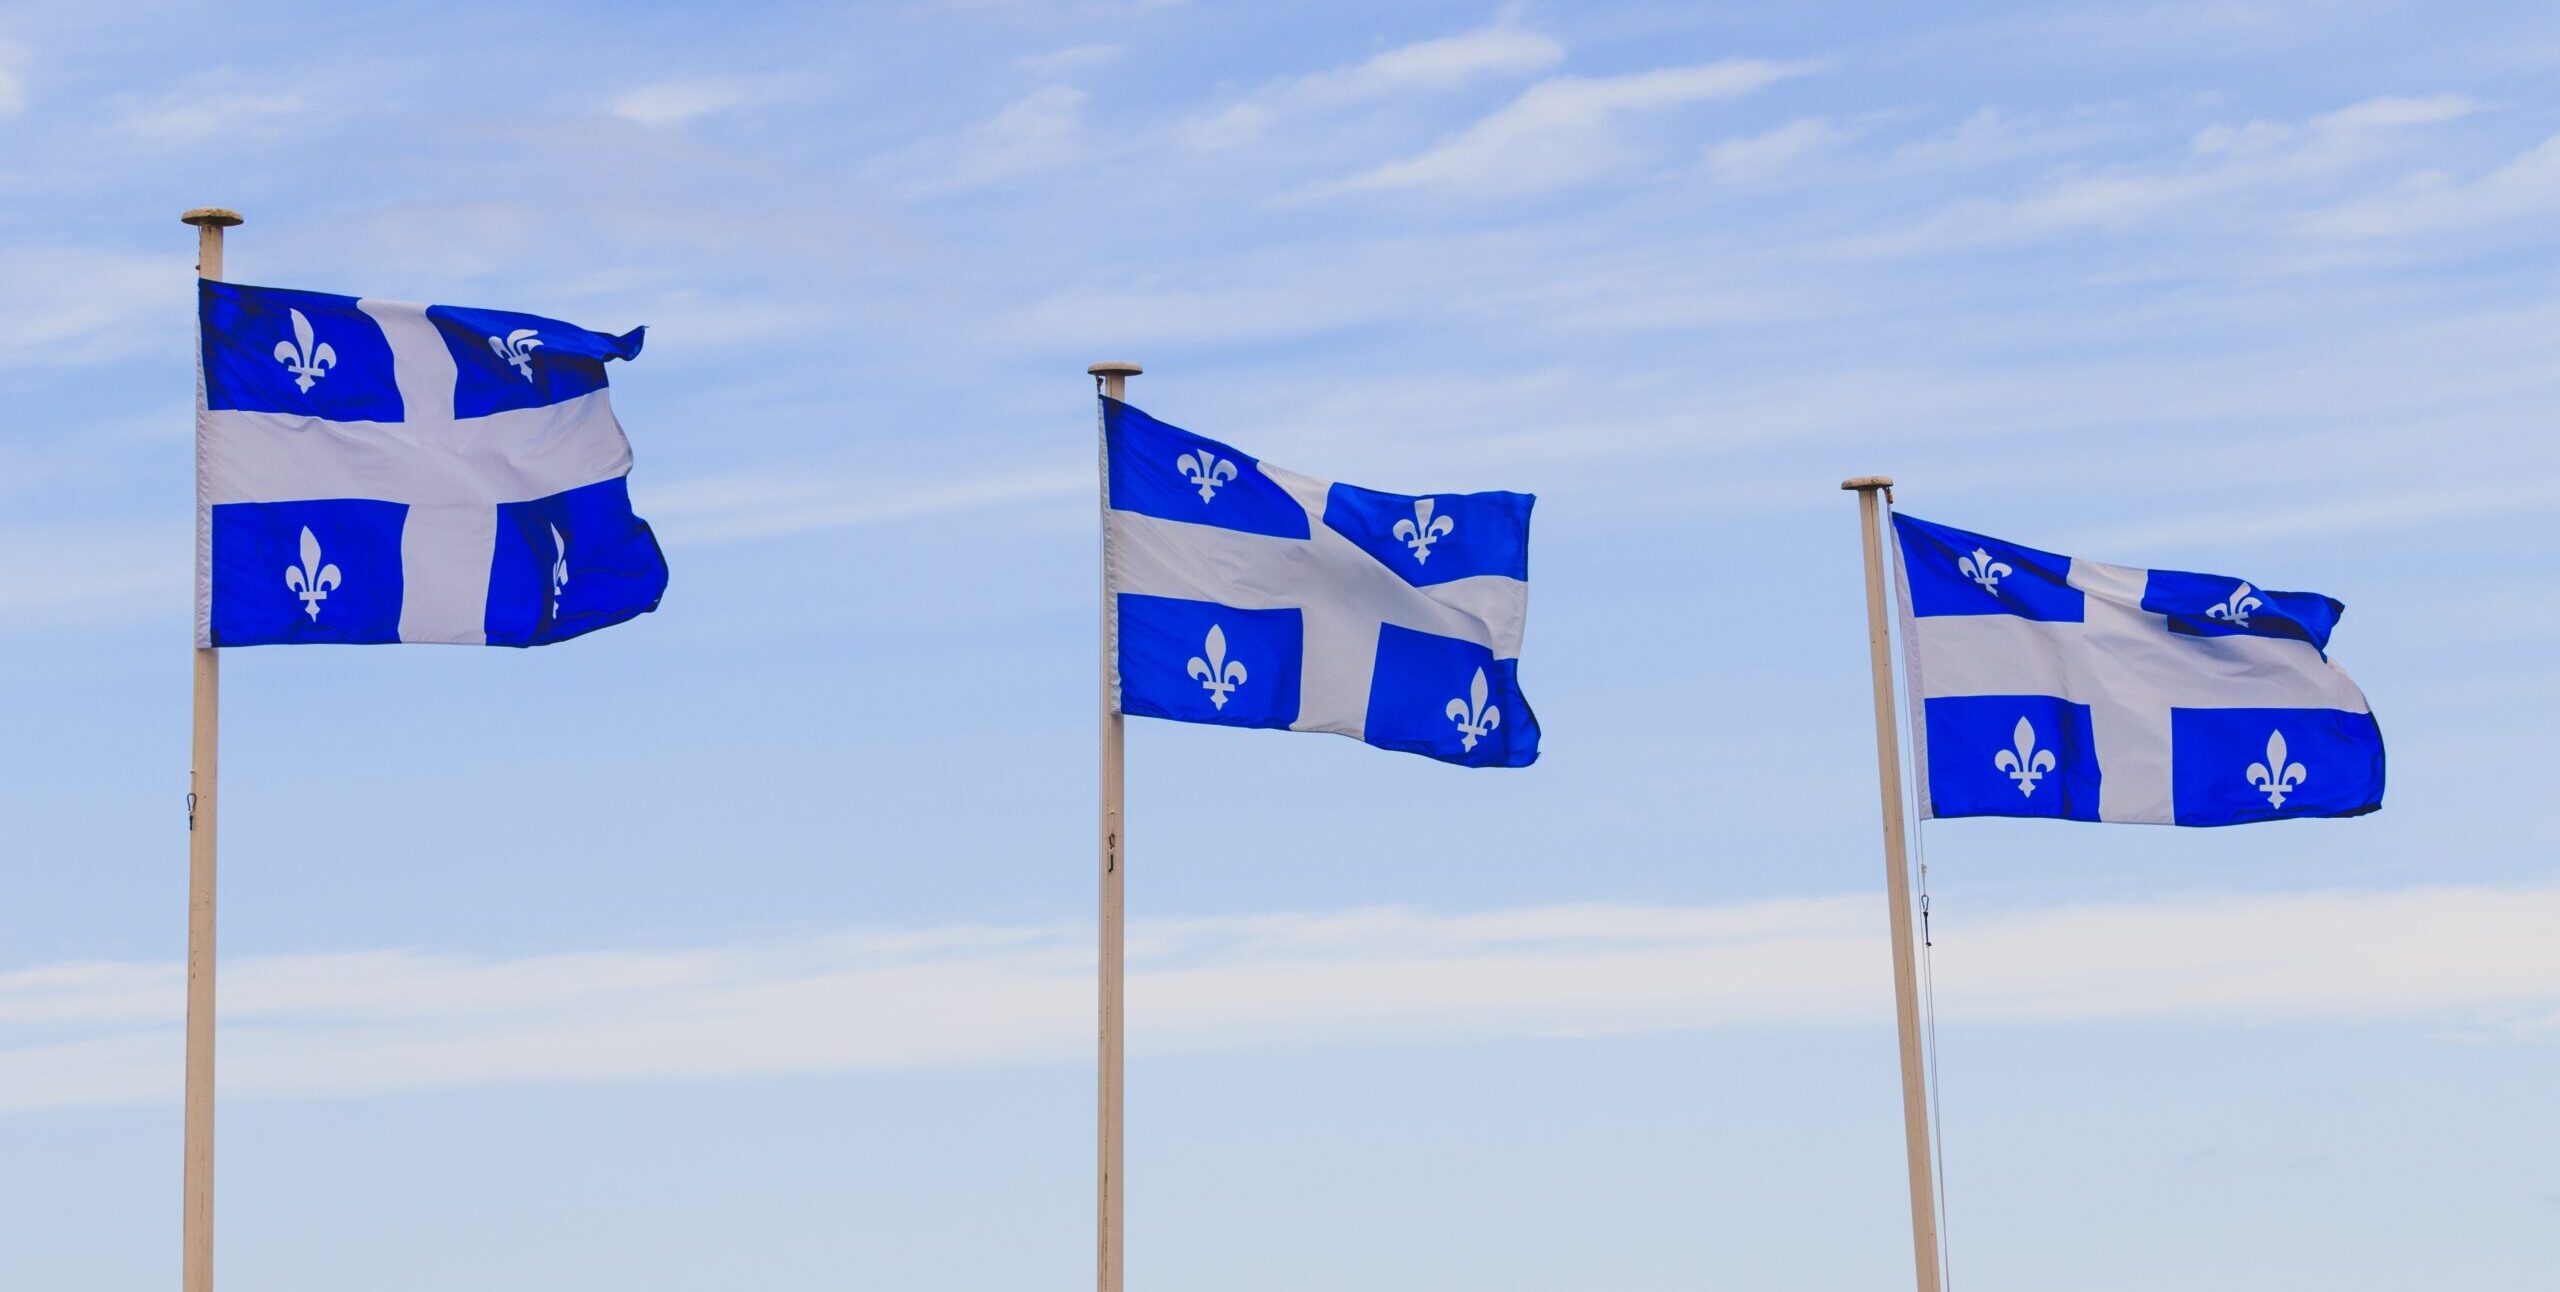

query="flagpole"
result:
[180,205,240,1292]
[1844,475,1942,1292]
[1089,359,1139,1292]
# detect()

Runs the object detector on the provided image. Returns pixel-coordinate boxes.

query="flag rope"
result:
[1890,499,1957,1292]
[1914,846,1955,1291]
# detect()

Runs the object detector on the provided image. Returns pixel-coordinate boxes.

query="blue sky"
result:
[3,0,2558,1287]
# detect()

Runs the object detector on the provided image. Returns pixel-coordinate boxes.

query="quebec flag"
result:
[1894,513,2382,826]
[196,281,667,647]
[1103,398,1538,768]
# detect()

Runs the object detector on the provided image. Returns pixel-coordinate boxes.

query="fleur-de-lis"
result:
[1991,716,2056,796]
[1446,667,1502,752]
[1176,451,1238,503]
[1185,623,1247,708]
[489,328,544,381]
[549,523,570,601]
[1958,546,2012,594]
[1392,498,1456,563]
[2206,581,2263,628]
[282,526,342,620]
[272,308,337,392]
[2245,730,2308,808]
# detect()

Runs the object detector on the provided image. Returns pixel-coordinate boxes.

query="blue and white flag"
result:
[1103,398,1538,767]
[195,281,667,647]
[1894,513,2382,826]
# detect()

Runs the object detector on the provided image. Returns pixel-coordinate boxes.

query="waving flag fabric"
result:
[196,281,667,648]
[1894,513,2382,826]
[1103,398,1538,767]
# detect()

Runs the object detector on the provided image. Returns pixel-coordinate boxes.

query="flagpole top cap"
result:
[1087,361,1142,378]
[1841,475,1894,491]
[181,208,244,228]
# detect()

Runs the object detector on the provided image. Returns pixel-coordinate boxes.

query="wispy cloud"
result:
[11,883,2556,1112]
[608,78,758,127]
[1707,115,1842,182]
[0,247,187,369]
[1855,92,2485,254]
[2069,478,2560,553]
[1182,20,1565,150]
[0,522,183,622]
[889,84,1088,190]
[1330,59,1811,196]
[2310,93,2480,132]
[649,466,1085,545]
[0,40,27,118]
[1014,42,1121,77]
[115,87,306,144]
[1888,105,2133,173]
[2302,131,2560,240]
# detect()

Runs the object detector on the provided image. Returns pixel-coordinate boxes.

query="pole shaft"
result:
[1851,481,1942,1292]
[1095,367,1130,1292]
[183,216,225,1292]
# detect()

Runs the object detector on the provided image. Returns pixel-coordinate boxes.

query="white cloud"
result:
[2190,94,2477,160]
[1887,105,2142,174]
[1181,22,1565,150]
[649,466,1084,544]
[1333,59,1811,196]
[2311,93,2479,133]
[0,40,27,118]
[0,247,186,368]
[1857,92,2489,255]
[2302,131,2560,240]
[2071,477,2560,552]
[1015,43,1122,76]
[609,79,755,127]
[0,522,183,622]
[9,883,2558,1112]
[1011,271,1414,348]
[117,90,305,144]
[1003,226,1781,351]
[899,84,1087,190]
[2189,117,2298,159]
[1322,25,1564,95]
[1708,116,1841,181]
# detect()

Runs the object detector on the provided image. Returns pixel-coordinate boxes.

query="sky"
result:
[2,0,2557,1287]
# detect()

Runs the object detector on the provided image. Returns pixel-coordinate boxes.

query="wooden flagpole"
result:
[1844,475,1943,1292]
[1089,360,1140,1292]
[180,205,240,1292]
